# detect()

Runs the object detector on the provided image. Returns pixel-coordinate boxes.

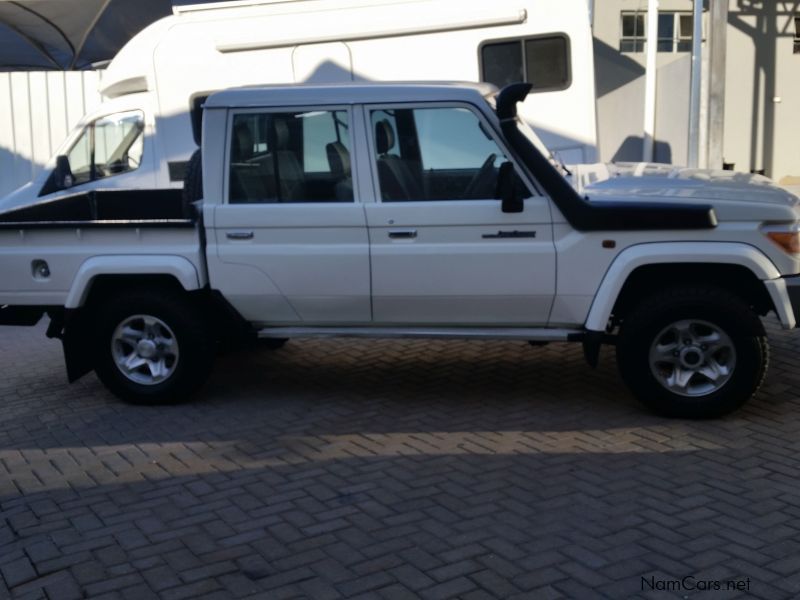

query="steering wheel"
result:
[462,153,497,199]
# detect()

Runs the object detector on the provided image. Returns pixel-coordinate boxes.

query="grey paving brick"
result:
[0,556,37,588]
[0,319,799,599]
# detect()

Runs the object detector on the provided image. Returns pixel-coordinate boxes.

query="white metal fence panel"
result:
[0,71,103,198]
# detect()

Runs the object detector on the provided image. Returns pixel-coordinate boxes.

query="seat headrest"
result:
[233,122,253,160]
[274,119,291,149]
[326,142,351,178]
[375,120,396,154]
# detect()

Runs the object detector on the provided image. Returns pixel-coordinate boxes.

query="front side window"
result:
[66,110,144,186]
[228,109,352,204]
[370,106,530,202]
[481,35,570,91]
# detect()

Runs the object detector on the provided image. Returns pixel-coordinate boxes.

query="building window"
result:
[480,35,571,92]
[620,12,646,52]
[620,11,699,53]
[794,16,800,54]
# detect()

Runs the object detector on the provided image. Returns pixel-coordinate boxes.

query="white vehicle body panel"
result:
[208,203,372,323]
[0,227,202,307]
[583,242,785,332]
[65,254,203,309]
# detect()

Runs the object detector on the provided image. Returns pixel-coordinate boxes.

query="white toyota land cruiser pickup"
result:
[1,82,799,418]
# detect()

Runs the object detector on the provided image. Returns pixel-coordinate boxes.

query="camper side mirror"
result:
[497,161,523,213]
[53,155,74,190]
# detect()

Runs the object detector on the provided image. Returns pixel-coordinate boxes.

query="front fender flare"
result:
[64,255,202,309]
[584,242,785,332]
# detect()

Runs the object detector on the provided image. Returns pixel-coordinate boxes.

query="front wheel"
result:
[92,291,215,405]
[616,285,768,418]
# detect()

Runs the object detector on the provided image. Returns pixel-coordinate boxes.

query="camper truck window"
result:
[480,35,570,92]
[370,106,530,202]
[228,110,353,204]
[65,111,144,186]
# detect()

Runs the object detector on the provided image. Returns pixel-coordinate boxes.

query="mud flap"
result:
[47,309,93,383]
[582,331,616,368]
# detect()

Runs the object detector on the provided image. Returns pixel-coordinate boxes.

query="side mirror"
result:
[53,155,73,190]
[497,161,523,213]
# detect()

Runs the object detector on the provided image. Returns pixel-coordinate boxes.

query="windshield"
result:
[66,110,144,185]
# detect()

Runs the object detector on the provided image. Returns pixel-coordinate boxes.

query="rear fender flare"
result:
[65,255,201,309]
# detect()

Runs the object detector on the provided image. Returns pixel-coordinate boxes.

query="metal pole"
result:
[687,0,704,168]
[642,0,659,162]
[707,0,728,170]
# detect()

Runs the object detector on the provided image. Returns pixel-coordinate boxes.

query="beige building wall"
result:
[593,0,800,182]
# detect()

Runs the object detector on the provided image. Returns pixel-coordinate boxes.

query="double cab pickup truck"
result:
[1,82,800,418]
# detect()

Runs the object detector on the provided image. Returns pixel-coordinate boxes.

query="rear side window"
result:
[228,109,352,204]
[481,35,570,92]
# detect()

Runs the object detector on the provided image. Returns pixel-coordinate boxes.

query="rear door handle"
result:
[388,229,417,239]
[226,231,254,240]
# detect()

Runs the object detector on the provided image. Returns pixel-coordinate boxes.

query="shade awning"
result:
[0,0,184,71]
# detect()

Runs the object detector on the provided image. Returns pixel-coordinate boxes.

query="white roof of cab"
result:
[204,81,498,109]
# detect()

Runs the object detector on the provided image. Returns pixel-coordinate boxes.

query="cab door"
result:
[207,106,370,325]
[363,103,556,325]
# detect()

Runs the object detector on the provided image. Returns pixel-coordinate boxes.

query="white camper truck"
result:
[0,0,596,210]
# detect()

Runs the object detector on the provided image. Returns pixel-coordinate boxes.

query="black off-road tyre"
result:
[259,338,289,350]
[616,285,768,419]
[92,290,215,405]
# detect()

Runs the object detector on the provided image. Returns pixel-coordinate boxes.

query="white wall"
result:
[0,71,103,198]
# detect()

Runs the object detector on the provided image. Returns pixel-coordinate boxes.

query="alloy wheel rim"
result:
[111,314,179,385]
[648,319,736,398]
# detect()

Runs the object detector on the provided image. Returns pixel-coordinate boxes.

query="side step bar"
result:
[257,326,585,342]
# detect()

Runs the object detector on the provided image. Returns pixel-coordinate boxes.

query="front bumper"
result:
[767,275,800,329]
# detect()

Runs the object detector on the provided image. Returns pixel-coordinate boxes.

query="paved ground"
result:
[2,318,800,600]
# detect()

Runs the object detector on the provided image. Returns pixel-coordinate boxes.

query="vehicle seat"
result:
[374,120,423,201]
[274,119,305,201]
[230,122,274,202]
[326,141,353,201]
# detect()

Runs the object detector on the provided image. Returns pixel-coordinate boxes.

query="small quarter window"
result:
[481,34,570,92]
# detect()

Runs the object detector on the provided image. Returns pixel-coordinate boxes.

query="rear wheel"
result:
[92,290,214,405]
[616,285,768,418]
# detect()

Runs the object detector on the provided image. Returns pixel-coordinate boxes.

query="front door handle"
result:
[388,229,417,239]
[226,231,254,240]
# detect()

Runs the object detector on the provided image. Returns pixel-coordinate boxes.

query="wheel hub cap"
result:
[649,319,736,398]
[136,339,158,359]
[679,347,703,368]
[111,315,180,386]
